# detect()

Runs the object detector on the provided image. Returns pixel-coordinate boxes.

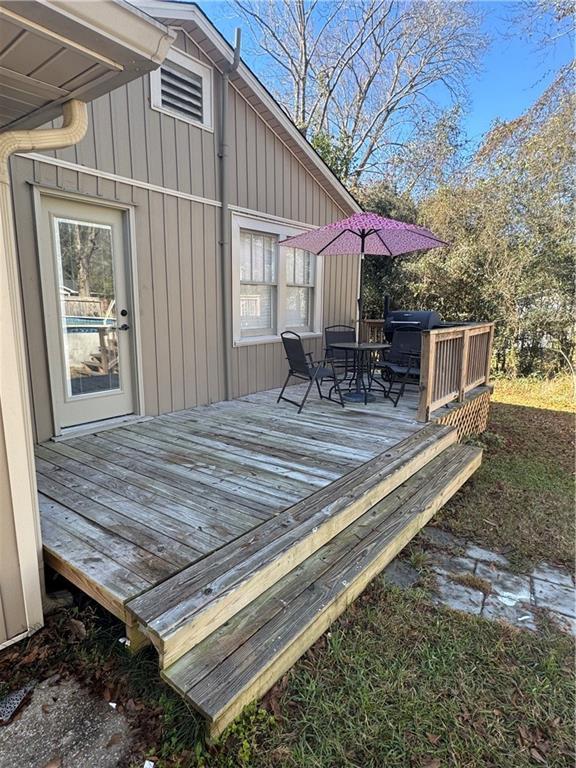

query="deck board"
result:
[37,384,426,613]
[164,444,483,733]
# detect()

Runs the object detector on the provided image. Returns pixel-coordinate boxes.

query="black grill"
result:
[384,310,442,338]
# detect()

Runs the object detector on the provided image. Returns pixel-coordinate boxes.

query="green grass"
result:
[230,585,574,768]
[435,376,575,570]
[3,588,573,768]
[1,376,573,767]
[493,374,575,413]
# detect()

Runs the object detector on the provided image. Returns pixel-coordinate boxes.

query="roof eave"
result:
[0,0,176,131]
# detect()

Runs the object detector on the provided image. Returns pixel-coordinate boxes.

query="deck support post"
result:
[125,616,150,654]
[417,331,434,422]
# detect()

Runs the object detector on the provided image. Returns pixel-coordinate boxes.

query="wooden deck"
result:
[36,382,485,735]
[36,384,423,619]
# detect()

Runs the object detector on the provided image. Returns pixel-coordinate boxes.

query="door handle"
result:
[118,323,130,331]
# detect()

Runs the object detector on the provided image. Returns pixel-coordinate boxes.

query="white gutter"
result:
[1,1,176,69]
[0,100,88,639]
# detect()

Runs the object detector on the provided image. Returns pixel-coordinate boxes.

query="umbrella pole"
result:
[357,254,364,342]
[357,230,366,342]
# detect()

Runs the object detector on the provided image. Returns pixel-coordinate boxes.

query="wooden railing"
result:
[417,323,494,421]
[360,319,387,344]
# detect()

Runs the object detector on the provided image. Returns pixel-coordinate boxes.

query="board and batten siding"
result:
[0,403,28,645]
[11,30,358,443]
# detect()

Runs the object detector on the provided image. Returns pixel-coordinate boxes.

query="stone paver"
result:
[382,559,421,588]
[427,551,476,577]
[549,613,576,636]
[464,544,509,567]
[0,677,133,768]
[432,574,483,615]
[532,579,576,618]
[417,527,466,550]
[531,562,575,589]
[475,562,531,605]
[482,595,537,631]
[387,538,576,637]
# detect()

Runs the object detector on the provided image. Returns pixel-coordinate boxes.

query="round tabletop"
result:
[328,341,390,351]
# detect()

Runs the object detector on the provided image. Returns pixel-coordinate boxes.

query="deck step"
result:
[127,423,458,667]
[162,443,482,739]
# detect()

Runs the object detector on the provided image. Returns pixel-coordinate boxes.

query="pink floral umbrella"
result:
[280,211,447,320]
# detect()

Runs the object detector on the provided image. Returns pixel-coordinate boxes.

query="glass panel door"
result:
[39,196,135,432]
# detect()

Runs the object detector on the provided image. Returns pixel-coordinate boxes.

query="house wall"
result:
[0,404,28,644]
[11,30,359,443]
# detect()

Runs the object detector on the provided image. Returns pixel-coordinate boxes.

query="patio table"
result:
[328,341,390,404]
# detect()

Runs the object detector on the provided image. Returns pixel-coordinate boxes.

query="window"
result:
[232,214,323,345]
[285,248,315,331]
[239,231,277,337]
[150,47,212,130]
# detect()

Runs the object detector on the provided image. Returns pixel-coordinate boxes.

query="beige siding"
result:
[0,403,28,643]
[47,33,346,225]
[12,156,229,442]
[12,31,358,441]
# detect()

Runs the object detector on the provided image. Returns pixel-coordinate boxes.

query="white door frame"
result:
[32,187,144,437]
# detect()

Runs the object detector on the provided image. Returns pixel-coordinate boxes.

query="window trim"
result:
[231,213,324,346]
[150,46,213,131]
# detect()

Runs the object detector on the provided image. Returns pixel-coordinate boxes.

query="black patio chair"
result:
[376,329,422,406]
[324,324,355,379]
[278,331,345,413]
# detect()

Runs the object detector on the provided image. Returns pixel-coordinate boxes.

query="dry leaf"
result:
[106,733,123,748]
[422,759,441,768]
[530,748,546,764]
[69,619,87,640]
[21,647,42,664]
[426,733,441,745]
[42,758,61,768]
[518,725,531,744]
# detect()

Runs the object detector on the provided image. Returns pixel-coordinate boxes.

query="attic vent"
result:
[161,63,203,123]
[150,47,213,130]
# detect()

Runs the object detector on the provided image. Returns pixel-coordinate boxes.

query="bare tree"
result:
[232,0,486,185]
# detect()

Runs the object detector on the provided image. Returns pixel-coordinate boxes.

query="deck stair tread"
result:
[127,423,457,668]
[162,443,482,738]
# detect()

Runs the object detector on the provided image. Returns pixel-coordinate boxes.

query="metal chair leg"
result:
[332,376,345,408]
[277,371,292,403]
[298,376,317,414]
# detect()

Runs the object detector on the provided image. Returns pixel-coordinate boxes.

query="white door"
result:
[38,195,136,431]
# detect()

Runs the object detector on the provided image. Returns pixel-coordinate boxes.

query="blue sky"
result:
[464,2,572,144]
[195,0,572,147]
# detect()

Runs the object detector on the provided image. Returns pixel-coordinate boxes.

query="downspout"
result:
[0,99,88,631]
[219,29,241,401]
[0,100,88,181]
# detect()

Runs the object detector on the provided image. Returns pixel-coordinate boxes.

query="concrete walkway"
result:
[0,677,134,768]
[383,527,576,635]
